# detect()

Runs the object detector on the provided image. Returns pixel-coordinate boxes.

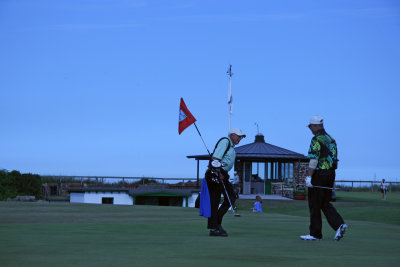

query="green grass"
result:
[1,192,400,267]
[237,191,400,226]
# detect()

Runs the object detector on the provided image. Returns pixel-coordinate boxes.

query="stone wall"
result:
[271,182,294,198]
[294,162,309,186]
[271,182,283,195]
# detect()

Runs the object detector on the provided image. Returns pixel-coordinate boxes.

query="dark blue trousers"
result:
[308,170,344,239]
[205,169,236,229]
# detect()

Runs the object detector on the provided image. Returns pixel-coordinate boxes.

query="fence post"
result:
[352,181,354,192]
[371,182,373,192]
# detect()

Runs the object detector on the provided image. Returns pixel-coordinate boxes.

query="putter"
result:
[221,181,240,217]
[298,184,347,191]
[311,185,347,191]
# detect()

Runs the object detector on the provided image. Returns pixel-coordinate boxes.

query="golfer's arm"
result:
[307,159,318,176]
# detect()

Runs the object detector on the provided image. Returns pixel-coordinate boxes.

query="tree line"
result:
[0,170,42,200]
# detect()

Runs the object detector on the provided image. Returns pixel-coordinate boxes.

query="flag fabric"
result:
[178,98,196,135]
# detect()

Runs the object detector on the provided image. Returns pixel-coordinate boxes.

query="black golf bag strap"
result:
[209,137,230,165]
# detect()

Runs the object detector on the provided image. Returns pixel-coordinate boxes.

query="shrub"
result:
[17,173,42,198]
[294,186,306,195]
[0,170,42,200]
[0,170,17,200]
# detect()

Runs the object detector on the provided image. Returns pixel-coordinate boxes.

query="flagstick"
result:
[193,122,211,157]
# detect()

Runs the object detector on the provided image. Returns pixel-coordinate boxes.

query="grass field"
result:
[1,191,399,267]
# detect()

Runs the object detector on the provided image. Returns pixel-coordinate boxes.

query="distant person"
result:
[380,179,387,200]
[232,171,240,198]
[252,195,262,213]
[205,128,246,237]
[300,116,347,241]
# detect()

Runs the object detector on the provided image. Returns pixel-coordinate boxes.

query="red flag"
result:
[179,98,196,135]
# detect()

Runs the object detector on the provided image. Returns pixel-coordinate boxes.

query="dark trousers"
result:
[308,170,344,239]
[205,169,237,229]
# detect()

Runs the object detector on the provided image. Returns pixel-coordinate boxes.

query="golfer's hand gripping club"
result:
[211,160,222,168]
[210,160,227,183]
[211,160,227,168]
[305,176,312,187]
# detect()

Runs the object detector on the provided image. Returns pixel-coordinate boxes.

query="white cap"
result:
[308,115,324,126]
[229,128,246,137]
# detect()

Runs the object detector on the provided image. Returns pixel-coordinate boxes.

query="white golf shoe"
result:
[334,223,347,241]
[300,234,321,241]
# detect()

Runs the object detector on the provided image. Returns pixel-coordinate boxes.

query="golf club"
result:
[221,181,240,217]
[297,184,347,191]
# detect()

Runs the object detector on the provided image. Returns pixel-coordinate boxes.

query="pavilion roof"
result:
[187,134,308,161]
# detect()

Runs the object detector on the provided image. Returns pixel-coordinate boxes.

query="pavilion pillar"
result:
[196,160,200,187]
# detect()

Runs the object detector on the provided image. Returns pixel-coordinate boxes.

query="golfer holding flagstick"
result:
[177,98,244,236]
[206,128,245,237]
[300,116,348,241]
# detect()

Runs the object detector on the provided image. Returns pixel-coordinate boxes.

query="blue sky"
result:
[1,0,399,181]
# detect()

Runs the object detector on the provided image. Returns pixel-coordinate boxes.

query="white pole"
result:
[227,64,233,130]
[229,76,231,130]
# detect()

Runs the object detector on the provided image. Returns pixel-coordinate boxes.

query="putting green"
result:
[0,192,399,266]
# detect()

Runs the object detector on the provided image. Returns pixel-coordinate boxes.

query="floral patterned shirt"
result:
[308,129,338,170]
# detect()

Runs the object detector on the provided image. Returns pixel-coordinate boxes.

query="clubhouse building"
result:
[187,134,309,197]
